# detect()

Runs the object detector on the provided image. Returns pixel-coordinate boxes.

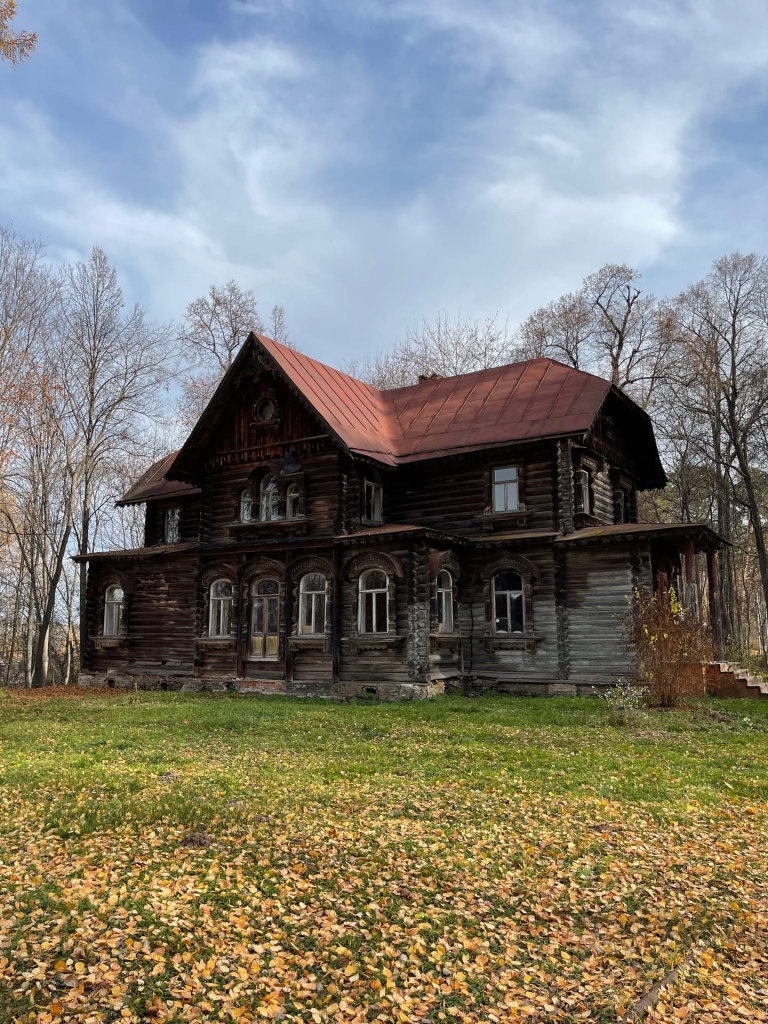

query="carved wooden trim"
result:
[342,636,403,654]
[288,636,331,653]
[341,550,405,580]
[484,635,539,653]
[93,637,126,650]
[195,638,236,651]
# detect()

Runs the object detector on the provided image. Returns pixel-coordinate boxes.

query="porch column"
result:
[707,550,721,654]
[683,539,698,616]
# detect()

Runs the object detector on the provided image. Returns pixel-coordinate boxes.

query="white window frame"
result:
[576,467,592,516]
[285,482,301,520]
[492,466,519,512]
[492,571,525,634]
[240,488,254,523]
[164,506,181,543]
[209,579,233,638]
[298,573,328,635]
[363,479,383,523]
[104,585,124,637]
[358,569,389,634]
[436,570,454,634]
[260,474,279,521]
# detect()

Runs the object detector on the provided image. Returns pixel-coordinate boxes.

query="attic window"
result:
[363,480,383,523]
[255,398,275,422]
[164,507,181,543]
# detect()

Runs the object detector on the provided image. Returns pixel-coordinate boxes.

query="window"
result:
[358,569,388,634]
[576,468,592,516]
[363,479,383,522]
[436,570,454,634]
[251,578,279,657]
[299,573,327,635]
[240,488,254,523]
[260,474,279,521]
[492,467,519,512]
[614,487,630,525]
[104,585,124,637]
[209,579,233,637]
[255,397,275,422]
[286,482,301,520]
[493,571,524,634]
[164,507,181,543]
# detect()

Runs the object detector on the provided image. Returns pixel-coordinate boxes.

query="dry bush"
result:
[626,587,713,708]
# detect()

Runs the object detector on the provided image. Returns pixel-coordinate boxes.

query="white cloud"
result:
[3,0,768,365]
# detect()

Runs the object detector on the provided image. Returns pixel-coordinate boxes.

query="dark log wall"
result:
[389,445,558,535]
[144,496,202,546]
[564,542,651,684]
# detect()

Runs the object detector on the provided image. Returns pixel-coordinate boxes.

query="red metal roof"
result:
[258,335,614,464]
[118,452,201,506]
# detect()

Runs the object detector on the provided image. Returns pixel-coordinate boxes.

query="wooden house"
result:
[77,334,723,698]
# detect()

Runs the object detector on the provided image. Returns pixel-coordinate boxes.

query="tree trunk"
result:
[24,588,34,689]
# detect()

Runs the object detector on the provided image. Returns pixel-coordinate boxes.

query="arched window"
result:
[104,585,124,636]
[436,569,454,634]
[209,579,233,637]
[260,474,279,521]
[493,571,524,634]
[240,488,254,523]
[286,482,300,520]
[358,569,389,634]
[251,578,279,658]
[299,573,327,634]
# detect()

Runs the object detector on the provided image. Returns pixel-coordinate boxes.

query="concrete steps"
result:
[706,661,768,699]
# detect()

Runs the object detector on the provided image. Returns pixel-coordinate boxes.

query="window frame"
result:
[103,584,125,637]
[208,578,233,638]
[298,573,328,636]
[240,488,254,523]
[492,570,525,635]
[260,474,279,522]
[493,466,524,512]
[285,481,301,520]
[435,569,455,635]
[363,479,383,523]
[164,506,181,544]
[249,577,280,659]
[358,568,389,634]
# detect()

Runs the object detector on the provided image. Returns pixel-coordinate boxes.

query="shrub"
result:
[602,678,647,726]
[626,587,713,708]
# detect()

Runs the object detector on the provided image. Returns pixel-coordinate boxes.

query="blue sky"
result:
[3,0,768,364]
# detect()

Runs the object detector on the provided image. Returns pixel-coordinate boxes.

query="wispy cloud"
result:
[2,0,768,360]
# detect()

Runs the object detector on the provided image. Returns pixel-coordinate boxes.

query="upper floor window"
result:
[436,570,454,634]
[575,467,593,516]
[493,571,524,634]
[363,479,383,523]
[164,506,181,543]
[209,579,233,637]
[240,488,254,523]
[492,467,519,512]
[104,585,124,636]
[299,573,327,635]
[260,474,279,521]
[286,482,301,520]
[358,569,388,634]
[614,487,630,524]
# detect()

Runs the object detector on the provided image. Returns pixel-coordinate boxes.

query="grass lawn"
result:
[0,689,767,1024]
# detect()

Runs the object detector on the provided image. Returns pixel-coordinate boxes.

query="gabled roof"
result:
[140,332,665,500]
[118,452,201,506]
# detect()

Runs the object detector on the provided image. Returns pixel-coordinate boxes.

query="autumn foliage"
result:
[1,690,767,1023]
[626,587,714,708]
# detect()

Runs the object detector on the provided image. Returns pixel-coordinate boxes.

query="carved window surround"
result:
[429,633,462,653]
[483,634,539,653]
[195,637,236,651]
[573,512,602,530]
[93,637,127,650]
[288,635,331,653]
[477,508,530,530]
[342,635,403,654]
[229,516,308,538]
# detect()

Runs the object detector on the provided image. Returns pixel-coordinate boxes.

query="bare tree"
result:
[518,290,593,369]
[347,312,516,389]
[55,247,176,683]
[179,280,263,373]
[0,1,35,66]
[269,304,290,346]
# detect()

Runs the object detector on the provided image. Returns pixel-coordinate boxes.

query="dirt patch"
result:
[0,686,123,701]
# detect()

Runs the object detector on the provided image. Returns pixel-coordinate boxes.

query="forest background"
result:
[0,223,766,687]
